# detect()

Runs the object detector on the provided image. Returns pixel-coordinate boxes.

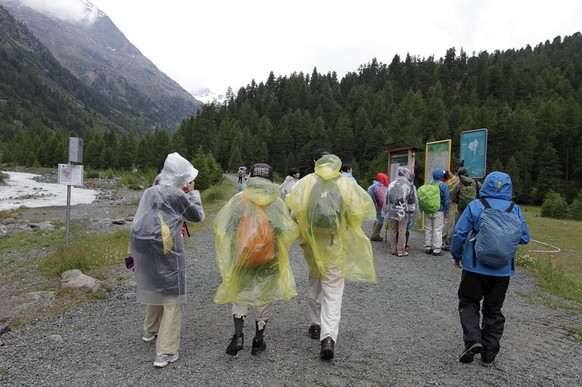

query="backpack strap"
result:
[506,202,515,213]
[473,198,489,267]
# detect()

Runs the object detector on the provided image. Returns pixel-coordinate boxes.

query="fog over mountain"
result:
[0,0,202,131]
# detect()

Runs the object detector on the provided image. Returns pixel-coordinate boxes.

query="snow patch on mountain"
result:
[191,88,226,105]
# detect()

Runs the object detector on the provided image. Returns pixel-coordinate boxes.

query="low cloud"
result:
[5,0,99,24]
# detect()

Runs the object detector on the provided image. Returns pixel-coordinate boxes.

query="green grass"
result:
[519,205,582,308]
[39,176,237,276]
[40,228,130,276]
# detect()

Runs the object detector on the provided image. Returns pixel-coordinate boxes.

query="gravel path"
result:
[1,180,581,386]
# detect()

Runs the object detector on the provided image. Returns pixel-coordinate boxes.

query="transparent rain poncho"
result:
[213,177,299,305]
[285,154,377,283]
[129,153,205,305]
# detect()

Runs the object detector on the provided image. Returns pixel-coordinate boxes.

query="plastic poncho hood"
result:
[158,152,198,188]
[285,154,376,283]
[314,154,342,180]
[213,177,299,305]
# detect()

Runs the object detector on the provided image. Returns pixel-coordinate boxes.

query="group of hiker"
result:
[128,150,529,370]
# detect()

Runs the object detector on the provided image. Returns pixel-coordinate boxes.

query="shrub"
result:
[202,185,229,204]
[85,170,100,179]
[540,190,568,219]
[570,190,582,221]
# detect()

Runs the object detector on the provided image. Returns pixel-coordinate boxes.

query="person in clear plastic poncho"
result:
[285,150,376,360]
[129,152,205,368]
[213,163,299,357]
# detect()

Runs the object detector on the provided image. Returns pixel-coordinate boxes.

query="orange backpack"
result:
[236,197,275,266]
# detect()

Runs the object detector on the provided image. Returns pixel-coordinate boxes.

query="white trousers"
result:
[424,211,445,252]
[308,265,345,342]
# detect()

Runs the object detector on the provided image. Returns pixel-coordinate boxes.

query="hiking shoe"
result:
[320,337,335,360]
[309,324,321,339]
[433,250,442,256]
[370,236,383,242]
[481,359,495,367]
[459,342,483,363]
[226,333,244,356]
[397,252,409,257]
[251,337,266,355]
[142,331,157,342]
[425,248,433,254]
[153,352,179,368]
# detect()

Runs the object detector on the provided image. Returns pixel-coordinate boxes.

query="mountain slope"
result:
[0,4,132,139]
[0,0,202,131]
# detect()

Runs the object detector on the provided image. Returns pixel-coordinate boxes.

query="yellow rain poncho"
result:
[213,177,299,305]
[285,154,377,283]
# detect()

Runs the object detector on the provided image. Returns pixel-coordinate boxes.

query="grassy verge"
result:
[517,205,582,310]
[41,176,237,276]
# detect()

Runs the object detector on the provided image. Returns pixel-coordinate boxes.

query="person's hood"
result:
[243,176,279,206]
[479,171,512,200]
[315,154,342,181]
[158,152,198,188]
[376,173,389,186]
[284,175,297,183]
[457,167,469,177]
[459,174,475,185]
[432,169,445,182]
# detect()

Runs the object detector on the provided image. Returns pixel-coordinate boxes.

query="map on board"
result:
[425,140,451,183]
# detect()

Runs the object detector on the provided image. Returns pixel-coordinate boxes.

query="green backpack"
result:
[417,182,442,214]
[458,183,477,214]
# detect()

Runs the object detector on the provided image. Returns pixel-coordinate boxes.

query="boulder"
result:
[60,270,105,293]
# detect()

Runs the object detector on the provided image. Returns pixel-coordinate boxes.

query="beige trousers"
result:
[389,217,408,255]
[144,303,182,355]
[232,302,273,330]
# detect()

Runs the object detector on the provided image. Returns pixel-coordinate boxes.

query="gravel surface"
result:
[1,178,581,386]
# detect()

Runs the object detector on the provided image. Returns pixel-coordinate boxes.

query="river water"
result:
[0,171,98,211]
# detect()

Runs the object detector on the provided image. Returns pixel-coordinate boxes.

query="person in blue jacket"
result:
[451,171,530,367]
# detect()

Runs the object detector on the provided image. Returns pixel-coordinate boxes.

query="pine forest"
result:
[2,33,582,205]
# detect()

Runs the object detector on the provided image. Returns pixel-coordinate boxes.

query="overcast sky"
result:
[11,0,582,95]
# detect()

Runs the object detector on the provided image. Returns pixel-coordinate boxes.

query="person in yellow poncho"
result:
[285,149,376,360]
[213,163,299,357]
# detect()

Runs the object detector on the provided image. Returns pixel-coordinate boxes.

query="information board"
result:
[459,128,487,178]
[424,140,451,183]
[58,164,84,186]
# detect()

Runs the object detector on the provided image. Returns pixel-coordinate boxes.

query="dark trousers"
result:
[458,270,510,362]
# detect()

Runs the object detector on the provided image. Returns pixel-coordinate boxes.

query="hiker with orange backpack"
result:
[213,163,299,357]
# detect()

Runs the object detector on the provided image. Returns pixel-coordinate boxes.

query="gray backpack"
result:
[473,199,522,269]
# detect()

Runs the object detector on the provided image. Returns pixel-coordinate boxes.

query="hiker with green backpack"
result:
[418,169,450,256]
[451,167,483,222]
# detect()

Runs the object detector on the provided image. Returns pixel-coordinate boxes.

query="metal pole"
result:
[66,184,71,244]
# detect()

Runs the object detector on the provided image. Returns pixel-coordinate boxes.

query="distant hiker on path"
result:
[367,172,389,242]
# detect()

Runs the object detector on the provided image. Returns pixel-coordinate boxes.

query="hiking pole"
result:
[184,222,190,237]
